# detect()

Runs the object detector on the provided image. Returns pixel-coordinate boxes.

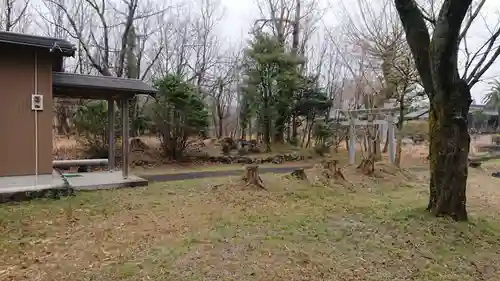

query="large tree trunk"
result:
[291,114,298,145]
[395,133,403,166]
[263,108,272,152]
[218,115,224,138]
[427,80,471,221]
[374,128,382,161]
[248,119,253,140]
[274,113,286,143]
[395,0,473,221]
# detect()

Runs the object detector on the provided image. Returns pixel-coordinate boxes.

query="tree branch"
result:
[459,0,486,41]
[465,27,500,87]
[394,0,434,97]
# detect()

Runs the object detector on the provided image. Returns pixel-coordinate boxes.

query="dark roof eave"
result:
[54,84,156,96]
[0,31,76,57]
[52,72,157,96]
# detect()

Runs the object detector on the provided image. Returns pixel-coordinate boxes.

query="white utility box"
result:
[31,94,43,111]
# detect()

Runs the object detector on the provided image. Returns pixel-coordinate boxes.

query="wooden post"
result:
[121,98,130,179]
[348,116,356,165]
[387,113,396,163]
[107,98,115,170]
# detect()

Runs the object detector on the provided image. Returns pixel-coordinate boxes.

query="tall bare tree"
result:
[339,0,416,160]
[395,0,500,221]
[46,0,165,78]
[0,0,29,32]
[42,0,168,136]
[190,0,224,92]
[206,50,240,138]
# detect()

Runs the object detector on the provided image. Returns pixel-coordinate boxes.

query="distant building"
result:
[401,104,499,132]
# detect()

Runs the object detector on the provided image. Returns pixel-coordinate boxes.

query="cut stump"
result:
[468,161,482,168]
[242,165,266,190]
[322,160,347,181]
[467,157,483,168]
[130,138,149,151]
[291,168,308,180]
[357,157,375,175]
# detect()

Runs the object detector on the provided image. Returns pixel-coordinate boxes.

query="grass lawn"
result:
[1,170,500,280]
[484,158,500,165]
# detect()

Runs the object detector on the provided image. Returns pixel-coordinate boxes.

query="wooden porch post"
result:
[121,98,130,179]
[107,98,115,170]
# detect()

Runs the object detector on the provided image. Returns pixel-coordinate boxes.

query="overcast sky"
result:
[217,0,500,104]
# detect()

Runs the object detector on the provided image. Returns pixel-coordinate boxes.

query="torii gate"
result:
[338,100,399,165]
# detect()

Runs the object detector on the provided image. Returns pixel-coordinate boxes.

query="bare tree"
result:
[254,0,323,48]
[205,50,240,138]
[153,5,194,78]
[0,0,30,32]
[189,0,224,92]
[394,0,500,220]
[152,0,224,94]
[391,49,420,166]
[338,0,415,160]
[45,0,166,78]
[41,0,168,137]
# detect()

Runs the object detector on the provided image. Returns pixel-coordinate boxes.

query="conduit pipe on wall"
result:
[34,52,39,185]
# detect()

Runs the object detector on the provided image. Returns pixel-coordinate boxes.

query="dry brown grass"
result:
[401,120,429,138]
[1,164,500,281]
[53,135,317,161]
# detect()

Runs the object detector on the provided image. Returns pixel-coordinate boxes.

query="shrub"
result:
[314,145,329,157]
[73,101,120,158]
[153,74,209,160]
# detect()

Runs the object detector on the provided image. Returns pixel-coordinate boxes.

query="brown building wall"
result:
[0,46,53,176]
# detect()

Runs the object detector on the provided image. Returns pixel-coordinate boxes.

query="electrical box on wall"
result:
[31,94,43,111]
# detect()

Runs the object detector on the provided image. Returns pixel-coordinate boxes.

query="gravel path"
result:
[141,165,433,183]
[142,166,313,182]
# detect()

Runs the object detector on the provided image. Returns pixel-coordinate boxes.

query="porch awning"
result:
[0,31,75,57]
[52,72,157,99]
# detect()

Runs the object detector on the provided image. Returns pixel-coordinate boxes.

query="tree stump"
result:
[291,168,308,180]
[322,160,346,181]
[468,159,482,168]
[357,157,375,175]
[322,160,335,171]
[242,165,266,190]
[130,138,149,151]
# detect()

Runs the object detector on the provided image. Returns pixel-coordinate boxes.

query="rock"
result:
[291,168,308,180]
[401,138,413,145]
[493,135,500,145]
[202,152,307,165]
[221,137,238,150]
[411,134,425,144]
[221,143,231,155]
[237,146,249,156]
